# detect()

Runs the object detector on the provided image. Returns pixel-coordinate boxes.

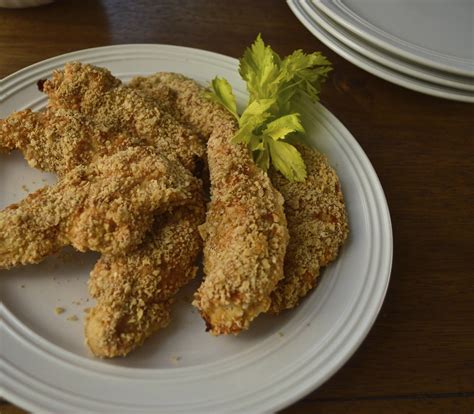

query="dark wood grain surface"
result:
[1,1,473,413]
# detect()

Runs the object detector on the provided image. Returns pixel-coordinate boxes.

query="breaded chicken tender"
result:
[268,145,348,313]
[0,108,145,176]
[85,202,205,357]
[132,73,289,334]
[0,147,198,269]
[42,62,205,173]
[197,122,288,334]
[130,73,219,140]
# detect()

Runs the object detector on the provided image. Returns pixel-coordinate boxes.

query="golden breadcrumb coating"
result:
[85,202,205,357]
[43,62,205,173]
[132,72,349,317]
[132,73,289,334]
[0,108,146,176]
[0,63,207,357]
[0,147,198,269]
[21,63,209,357]
[1,61,349,357]
[130,73,220,140]
[196,121,288,334]
[268,145,349,313]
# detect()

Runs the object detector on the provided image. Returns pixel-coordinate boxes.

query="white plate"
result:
[0,44,392,413]
[316,0,474,77]
[289,0,474,103]
[308,2,474,92]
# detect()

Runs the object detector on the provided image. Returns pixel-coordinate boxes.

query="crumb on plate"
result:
[55,307,65,315]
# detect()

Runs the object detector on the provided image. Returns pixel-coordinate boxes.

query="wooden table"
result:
[1,1,473,413]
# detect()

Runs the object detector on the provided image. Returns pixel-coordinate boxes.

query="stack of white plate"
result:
[288,0,474,102]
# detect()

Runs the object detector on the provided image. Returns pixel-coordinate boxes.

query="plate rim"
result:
[1,43,393,413]
[307,2,474,91]
[288,0,474,103]
[315,0,474,77]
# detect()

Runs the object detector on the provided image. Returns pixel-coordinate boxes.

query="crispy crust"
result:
[0,147,198,269]
[130,73,221,140]
[196,121,288,334]
[132,73,289,334]
[0,108,146,176]
[14,63,207,357]
[132,72,349,317]
[268,145,349,312]
[86,202,205,357]
[1,64,208,357]
[1,64,349,354]
[43,62,205,173]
